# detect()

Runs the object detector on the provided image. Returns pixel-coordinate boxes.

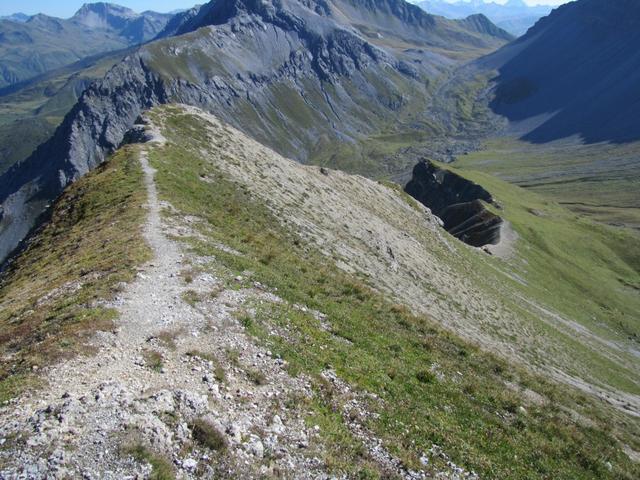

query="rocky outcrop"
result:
[404,160,502,247]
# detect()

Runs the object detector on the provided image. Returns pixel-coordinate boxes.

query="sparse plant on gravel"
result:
[181,289,200,306]
[190,418,228,452]
[123,443,175,480]
[143,349,164,372]
[247,369,268,386]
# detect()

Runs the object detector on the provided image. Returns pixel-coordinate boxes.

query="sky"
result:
[0,0,571,18]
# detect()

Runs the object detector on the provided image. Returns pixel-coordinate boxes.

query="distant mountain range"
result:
[0,13,30,23]
[0,3,173,88]
[416,0,554,36]
[0,0,512,264]
[480,0,640,144]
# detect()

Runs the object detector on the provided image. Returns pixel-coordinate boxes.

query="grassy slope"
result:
[454,138,640,229]
[145,107,640,479]
[431,161,640,398]
[0,146,151,401]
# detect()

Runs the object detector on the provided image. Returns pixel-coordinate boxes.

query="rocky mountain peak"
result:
[72,2,138,29]
[0,13,30,23]
[173,0,330,35]
[460,13,513,40]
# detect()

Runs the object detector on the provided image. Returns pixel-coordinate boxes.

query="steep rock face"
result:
[155,5,203,39]
[405,160,502,247]
[0,56,167,263]
[0,0,511,263]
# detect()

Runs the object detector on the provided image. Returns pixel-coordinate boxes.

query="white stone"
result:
[183,458,198,471]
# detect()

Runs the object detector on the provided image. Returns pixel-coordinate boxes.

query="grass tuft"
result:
[190,418,228,451]
[123,443,175,480]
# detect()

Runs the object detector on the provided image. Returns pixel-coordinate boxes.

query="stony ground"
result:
[0,131,475,479]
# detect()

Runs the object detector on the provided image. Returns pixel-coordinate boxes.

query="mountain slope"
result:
[0,0,511,265]
[0,104,638,478]
[482,0,640,144]
[417,0,553,36]
[0,48,132,175]
[0,3,172,88]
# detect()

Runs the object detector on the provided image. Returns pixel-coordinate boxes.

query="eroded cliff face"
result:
[404,160,502,247]
[0,56,167,264]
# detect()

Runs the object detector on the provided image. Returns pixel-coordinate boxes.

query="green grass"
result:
[441,161,640,347]
[454,138,640,229]
[0,118,55,174]
[146,107,640,479]
[0,145,151,401]
[124,443,175,480]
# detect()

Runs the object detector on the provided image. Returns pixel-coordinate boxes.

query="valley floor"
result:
[453,137,640,230]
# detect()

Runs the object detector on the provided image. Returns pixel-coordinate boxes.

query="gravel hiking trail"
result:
[0,137,469,479]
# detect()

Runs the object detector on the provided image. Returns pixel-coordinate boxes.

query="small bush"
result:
[247,369,268,386]
[144,350,163,372]
[214,365,226,383]
[191,418,228,451]
[181,289,200,306]
[415,370,436,384]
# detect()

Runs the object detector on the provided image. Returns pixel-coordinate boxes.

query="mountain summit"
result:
[417,0,553,35]
[72,2,139,29]
[0,3,173,89]
[71,2,172,42]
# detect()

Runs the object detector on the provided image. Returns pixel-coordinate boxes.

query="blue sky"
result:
[0,0,571,18]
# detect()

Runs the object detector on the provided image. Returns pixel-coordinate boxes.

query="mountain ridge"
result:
[1,104,638,477]
[0,0,511,265]
[417,0,553,35]
[0,13,30,23]
[0,3,173,89]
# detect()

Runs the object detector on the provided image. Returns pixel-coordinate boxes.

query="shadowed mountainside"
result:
[481,0,640,144]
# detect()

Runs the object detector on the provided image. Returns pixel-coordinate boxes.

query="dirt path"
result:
[0,135,461,479]
[0,142,333,478]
